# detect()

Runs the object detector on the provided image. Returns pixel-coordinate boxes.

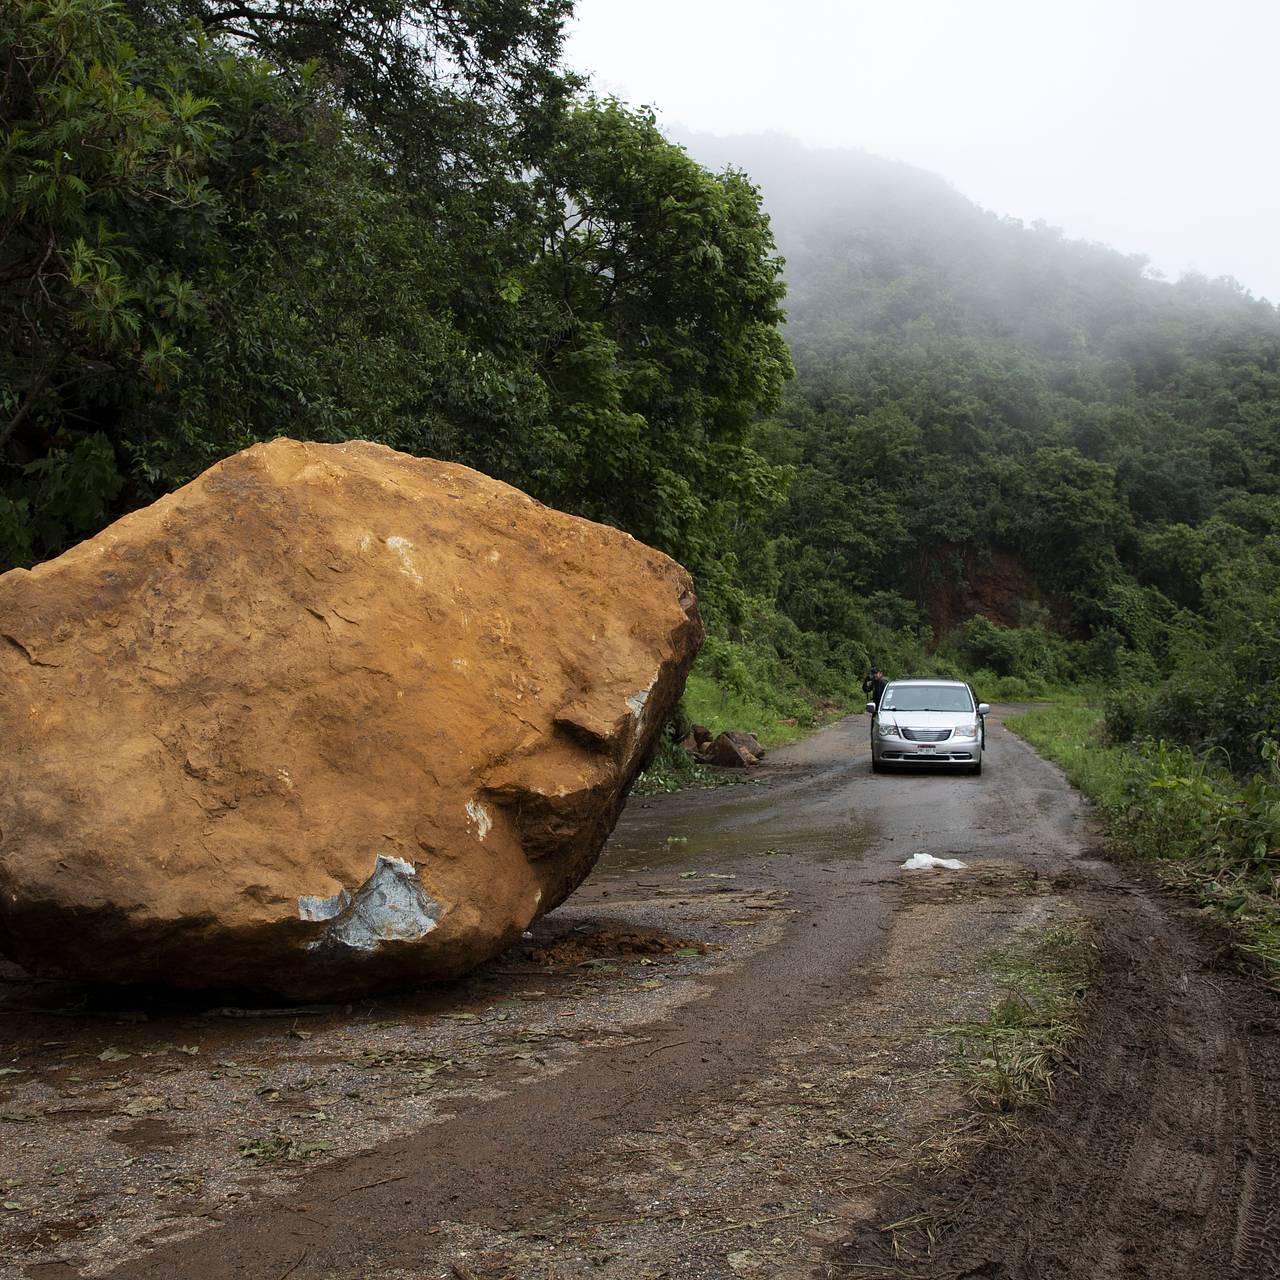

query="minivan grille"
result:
[902,728,951,742]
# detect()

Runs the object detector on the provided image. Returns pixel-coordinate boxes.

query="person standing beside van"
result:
[862,665,888,706]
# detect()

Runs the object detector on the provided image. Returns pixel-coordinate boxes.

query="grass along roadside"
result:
[862,915,1095,1271]
[631,739,728,796]
[1008,701,1280,985]
[680,669,850,749]
[634,637,858,795]
[940,919,1094,1115]
[632,687,855,795]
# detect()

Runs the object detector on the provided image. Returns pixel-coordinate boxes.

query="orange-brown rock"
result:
[703,733,760,768]
[0,439,702,997]
[721,730,765,760]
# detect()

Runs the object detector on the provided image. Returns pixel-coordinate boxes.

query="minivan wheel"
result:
[971,758,983,776]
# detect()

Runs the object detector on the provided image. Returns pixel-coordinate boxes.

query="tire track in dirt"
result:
[826,725,1280,1280]
[1237,1028,1280,1276]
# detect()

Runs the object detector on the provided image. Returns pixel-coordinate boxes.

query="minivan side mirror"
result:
[866,702,877,715]
[977,703,991,715]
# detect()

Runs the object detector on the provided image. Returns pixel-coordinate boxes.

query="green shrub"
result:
[989,675,1035,701]
[1133,670,1270,773]
[1138,673,1217,750]
[633,738,720,795]
[1114,646,1161,687]
[911,655,968,681]
[1009,704,1280,980]
[952,615,1061,684]
[1102,686,1152,745]
[671,596,865,752]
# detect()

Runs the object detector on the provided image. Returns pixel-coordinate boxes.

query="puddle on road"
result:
[599,805,875,874]
[599,825,771,873]
[601,738,879,876]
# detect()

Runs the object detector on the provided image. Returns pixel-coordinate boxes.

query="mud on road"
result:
[1,710,1276,1279]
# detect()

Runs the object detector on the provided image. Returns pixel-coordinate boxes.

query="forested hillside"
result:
[5,2,1280,769]
[676,133,1280,766]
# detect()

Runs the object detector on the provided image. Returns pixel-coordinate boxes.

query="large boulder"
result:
[0,439,702,997]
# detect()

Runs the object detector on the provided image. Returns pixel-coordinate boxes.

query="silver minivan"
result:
[868,679,989,775]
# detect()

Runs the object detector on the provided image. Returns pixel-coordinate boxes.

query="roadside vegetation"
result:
[1010,704,1280,983]
[631,741,722,796]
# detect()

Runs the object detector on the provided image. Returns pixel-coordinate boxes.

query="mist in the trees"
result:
[567,0,1280,302]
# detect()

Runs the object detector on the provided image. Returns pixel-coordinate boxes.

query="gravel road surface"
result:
[2,710,1275,1279]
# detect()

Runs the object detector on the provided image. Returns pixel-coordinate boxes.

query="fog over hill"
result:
[567,0,1280,303]
[676,130,1280,347]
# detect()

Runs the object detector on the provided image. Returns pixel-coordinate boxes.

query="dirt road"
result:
[1,711,1276,1279]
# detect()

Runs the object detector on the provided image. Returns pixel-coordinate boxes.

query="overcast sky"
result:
[565,0,1280,301]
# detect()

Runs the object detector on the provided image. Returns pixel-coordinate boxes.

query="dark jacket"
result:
[862,673,888,704]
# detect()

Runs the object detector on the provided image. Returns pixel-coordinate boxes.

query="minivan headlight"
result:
[877,720,900,739]
[952,722,978,740]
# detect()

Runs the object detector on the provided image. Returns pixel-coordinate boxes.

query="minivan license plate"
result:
[917,745,935,752]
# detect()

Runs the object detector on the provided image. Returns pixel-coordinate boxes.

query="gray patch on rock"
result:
[298,888,352,922]
[627,673,661,732]
[305,855,440,953]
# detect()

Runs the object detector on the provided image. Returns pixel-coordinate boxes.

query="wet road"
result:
[607,704,1078,875]
[88,709,1096,1279]
[9,710,1277,1279]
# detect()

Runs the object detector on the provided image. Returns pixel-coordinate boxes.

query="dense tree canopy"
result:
[696,135,1280,753]
[1,0,788,594]
[5,8,1280,756]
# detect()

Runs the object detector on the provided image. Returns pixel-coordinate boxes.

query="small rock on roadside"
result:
[702,733,761,768]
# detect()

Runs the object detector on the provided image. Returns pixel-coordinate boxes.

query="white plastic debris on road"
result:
[901,853,968,871]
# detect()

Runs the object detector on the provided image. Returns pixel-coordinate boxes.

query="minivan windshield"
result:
[881,684,973,713]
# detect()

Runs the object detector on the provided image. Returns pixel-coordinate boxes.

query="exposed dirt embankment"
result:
[922,545,1041,637]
